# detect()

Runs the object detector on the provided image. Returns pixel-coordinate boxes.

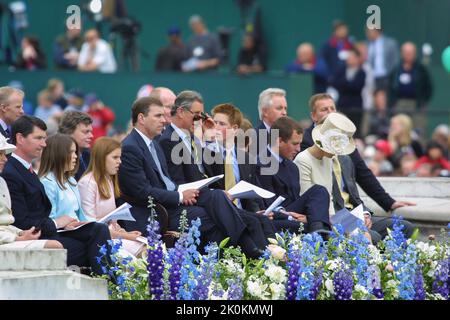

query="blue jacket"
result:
[40,172,91,222]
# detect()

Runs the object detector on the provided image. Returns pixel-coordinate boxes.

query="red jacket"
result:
[414,156,450,171]
[88,106,115,143]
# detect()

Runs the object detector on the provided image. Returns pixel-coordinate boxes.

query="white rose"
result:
[247,279,267,298]
[267,244,287,261]
[265,265,287,283]
[269,283,286,300]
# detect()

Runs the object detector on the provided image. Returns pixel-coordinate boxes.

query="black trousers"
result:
[50,222,112,275]
[285,185,331,229]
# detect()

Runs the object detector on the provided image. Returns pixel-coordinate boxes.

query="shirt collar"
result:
[263,121,271,131]
[0,119,8,132]
[11,153,32,170]
[134,127,152,146]
[170,123,190,142]
[267,146,282,163]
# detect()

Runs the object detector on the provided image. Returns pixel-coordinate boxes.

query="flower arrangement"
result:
[95,201,450,301]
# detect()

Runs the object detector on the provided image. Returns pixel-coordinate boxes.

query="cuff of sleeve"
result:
[178,191,183,204]
[52,219,58,229]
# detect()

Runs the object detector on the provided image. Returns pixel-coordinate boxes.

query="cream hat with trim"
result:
[311,113,356,155]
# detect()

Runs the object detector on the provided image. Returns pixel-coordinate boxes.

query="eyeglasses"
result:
[182,107,207,121]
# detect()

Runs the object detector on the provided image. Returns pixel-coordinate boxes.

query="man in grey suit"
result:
[331,154,416,244]
[366,28,399,91]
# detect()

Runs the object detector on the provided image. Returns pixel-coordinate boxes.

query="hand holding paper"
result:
[264,196,285,216]
[99,203,135,224]
[178,174,224,193]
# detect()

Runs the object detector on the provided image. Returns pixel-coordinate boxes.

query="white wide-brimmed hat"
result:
[0,134,16,154]
[311,113,356,155]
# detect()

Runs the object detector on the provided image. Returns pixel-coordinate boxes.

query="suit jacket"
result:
[158,125,218,185]
[250,121,271,157]
[119,128,180,211]
[302,124,394,211]
[367,35,399,77]
[256,149,300,209]
[0,126,9,140]
[212,146,263,212]
[1,156,56,237]
[40,172,90,222]
[75,149,91,181]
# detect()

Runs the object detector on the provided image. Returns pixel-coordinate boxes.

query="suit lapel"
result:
[131,129,160,174]
[10,157,49,202]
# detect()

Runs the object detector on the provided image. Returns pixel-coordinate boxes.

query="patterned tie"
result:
[149,141,176,191]
[4,127,10,139]
[332,156,353,209]
[224,149,239,206]
[188,136,207,177]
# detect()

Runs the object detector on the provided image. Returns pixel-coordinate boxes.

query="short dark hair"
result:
[131,96,163,125]
[59,111,93,135]
[11,115,47,145]
[271,116,303,143]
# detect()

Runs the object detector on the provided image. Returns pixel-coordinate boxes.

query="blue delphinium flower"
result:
[193,242,218,300]
[227,278,244,300]
[167,235,186,300]
[414,267,426,300]
[348,230,370,287]
[432,259,449,299]
[384,215,417,300]
[367,265,384,299]
[296,233,319,300]
[310,271,323,300]
[147,238,165,299]
[179,218,203,300]
[285,242,301,300]
[333,268,354,300]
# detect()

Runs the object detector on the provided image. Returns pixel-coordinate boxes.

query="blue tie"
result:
[149,141,176,191]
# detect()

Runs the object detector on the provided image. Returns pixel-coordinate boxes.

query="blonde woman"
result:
[78,137,145,257]
[387,114,423,169]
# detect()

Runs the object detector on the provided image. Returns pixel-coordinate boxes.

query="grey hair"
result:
[257,88,286,120]
[171,90,204,116]
[189,14,203,26]
[0,86,25,105]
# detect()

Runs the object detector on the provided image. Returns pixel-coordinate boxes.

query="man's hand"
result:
[391,200,416,210]
[16,227,41,241]
[55,215,77,229]
[288,212,308,223]
[64,220,87,230]
[256,210,273,220]
[182,189,199,206]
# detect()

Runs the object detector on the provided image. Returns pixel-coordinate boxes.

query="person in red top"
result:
[414,141,450,172]
[85,94,115,143]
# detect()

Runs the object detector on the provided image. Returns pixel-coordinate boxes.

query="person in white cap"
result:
[294,112,357,217]
[0,134,62,249]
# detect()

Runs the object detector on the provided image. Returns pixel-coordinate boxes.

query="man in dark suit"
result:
[58,111,93,180]
[0,86,25,140]
[332,154,416,243]
[257,116,331,234]
[157,92,272,249]
[251,88,288,156]
[2,115,111,275]
[301,93,415,213]
[118,96,264,258]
